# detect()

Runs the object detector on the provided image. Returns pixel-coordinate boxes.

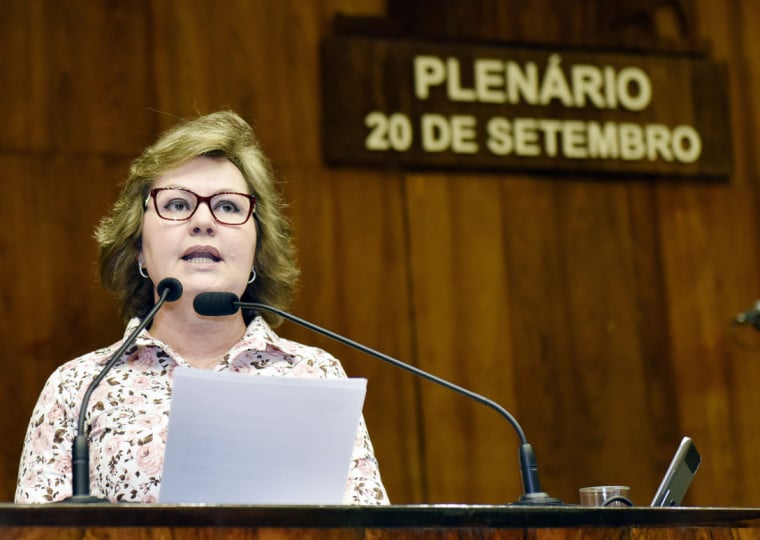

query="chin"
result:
[186,280,246,295]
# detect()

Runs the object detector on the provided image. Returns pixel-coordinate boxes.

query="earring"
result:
[138,261,149,279]
[248,268,257,284]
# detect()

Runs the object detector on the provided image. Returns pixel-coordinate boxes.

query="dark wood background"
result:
[2,0,760,507]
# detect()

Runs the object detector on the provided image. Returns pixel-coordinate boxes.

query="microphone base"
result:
[512,492,564,506]
[58,495,111,504]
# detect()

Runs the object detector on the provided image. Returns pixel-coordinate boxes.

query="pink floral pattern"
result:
[15,316,390,505]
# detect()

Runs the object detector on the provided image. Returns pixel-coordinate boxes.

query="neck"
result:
[148,300,247,368]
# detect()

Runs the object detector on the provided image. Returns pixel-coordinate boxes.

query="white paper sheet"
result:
[159,368,367,504]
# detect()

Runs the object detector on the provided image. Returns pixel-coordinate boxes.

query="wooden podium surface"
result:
[3,504,760,539]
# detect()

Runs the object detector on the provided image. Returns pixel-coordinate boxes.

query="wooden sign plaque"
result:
[321,36,731,177]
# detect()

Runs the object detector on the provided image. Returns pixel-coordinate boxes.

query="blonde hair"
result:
[95,110,299,326]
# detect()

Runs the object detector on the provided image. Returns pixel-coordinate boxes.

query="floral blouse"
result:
[15,316,390,505]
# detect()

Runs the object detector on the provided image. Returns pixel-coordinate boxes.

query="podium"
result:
[3,504,760,539]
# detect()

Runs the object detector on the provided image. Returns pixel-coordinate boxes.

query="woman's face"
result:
[140,156,256,301]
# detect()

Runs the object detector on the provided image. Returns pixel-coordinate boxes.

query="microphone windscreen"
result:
[157,278,183,302]
[193,292,240,316]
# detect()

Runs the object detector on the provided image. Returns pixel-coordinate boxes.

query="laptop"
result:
[650,436,701,507]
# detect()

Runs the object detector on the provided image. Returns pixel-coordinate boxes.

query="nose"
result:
[189,200,217,235]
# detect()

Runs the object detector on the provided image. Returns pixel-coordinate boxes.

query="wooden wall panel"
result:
[654,184,760,506]
[404,175,687,504]
[514,181,662,503]
[3,0,760,510]
[0,0,153,154]
[495,177,584,495]
[405,173,523,502]
[697,0,760,184]
[281,167,424,502]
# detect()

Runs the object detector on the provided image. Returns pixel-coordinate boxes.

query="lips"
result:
[181,245,221,263]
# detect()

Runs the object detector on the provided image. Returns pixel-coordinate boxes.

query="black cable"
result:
[601,495,635,507]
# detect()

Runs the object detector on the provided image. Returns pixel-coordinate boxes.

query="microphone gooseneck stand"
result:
[193,292,562,505]
[61,278,182,503]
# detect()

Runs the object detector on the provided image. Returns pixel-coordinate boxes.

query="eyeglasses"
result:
[146,187,256,225]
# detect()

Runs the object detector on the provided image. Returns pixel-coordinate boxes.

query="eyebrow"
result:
[163,186,247,194]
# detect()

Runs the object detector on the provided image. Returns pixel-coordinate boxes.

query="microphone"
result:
[61,277,183,503]
[193,291,562,505]
[734,301,760,329]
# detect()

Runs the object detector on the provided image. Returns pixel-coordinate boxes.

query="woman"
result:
[15,111,389,504]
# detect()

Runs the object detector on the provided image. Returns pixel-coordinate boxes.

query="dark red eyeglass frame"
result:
[146,187,257,225]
